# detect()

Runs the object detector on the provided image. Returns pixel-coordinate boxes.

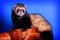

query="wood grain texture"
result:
[0,33,11,40]
[30,14,51,32]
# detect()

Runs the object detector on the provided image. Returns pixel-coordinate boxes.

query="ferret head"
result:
[13,3,27,17]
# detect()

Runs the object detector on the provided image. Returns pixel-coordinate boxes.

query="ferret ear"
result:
[24,6,27,9]
[24,6,27,12]
[13,5,17,11]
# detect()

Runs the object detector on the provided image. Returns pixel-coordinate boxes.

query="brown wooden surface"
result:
[0,32,11,40]
[0,28,40,40]
[30,14,51,32]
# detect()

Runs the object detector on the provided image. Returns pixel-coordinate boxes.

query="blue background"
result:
[0,0,60,40]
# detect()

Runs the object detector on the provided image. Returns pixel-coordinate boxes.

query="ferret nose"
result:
[20,13,22,14]
[19,11,22,13]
